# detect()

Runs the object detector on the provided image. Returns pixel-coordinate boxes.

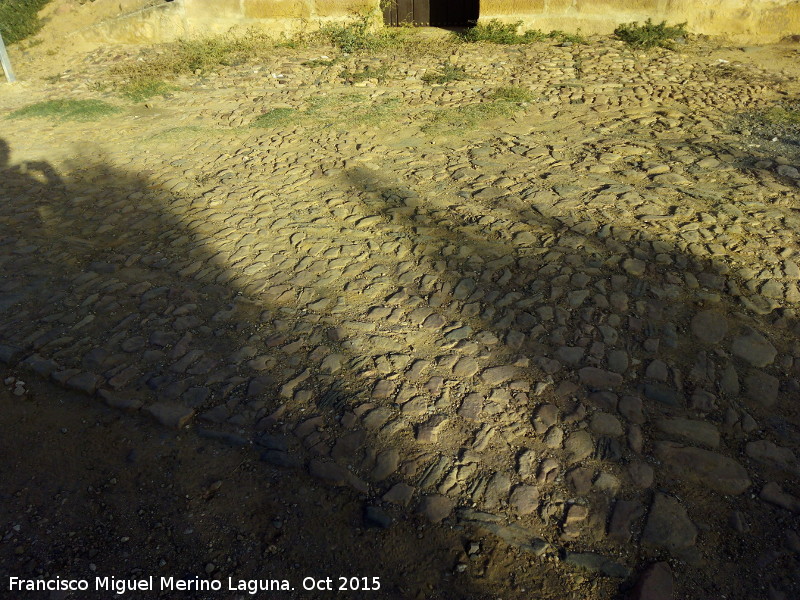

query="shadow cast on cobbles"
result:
[0,379,486,600]
[337,121,800,596]
[1,102,800,600]
[0,139,512,600]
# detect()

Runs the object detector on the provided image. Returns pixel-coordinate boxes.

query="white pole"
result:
[0,32,16,83]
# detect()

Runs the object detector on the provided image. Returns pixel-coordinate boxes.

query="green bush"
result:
[614,19,688,49]
[317,17,402,53]
[0,0,51,44]
[457,21,587,45]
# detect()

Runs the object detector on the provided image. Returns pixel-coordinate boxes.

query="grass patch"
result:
[119,77,179,102]
[109,32,274,85]
[306,94,401,128]
[273,30,310,50]
[422,100,518,134]
[339,64,392,84]
[249,94,402,130]
[491,86,535,103]
[302,58,338,68]
[757,105,800,126]
[348,97,401,126]
[251,107,297,128]
[107,33,277,99]
[0,0,51,44]
[421,64,471,84]
[547,29,588,45]
[8,99,121,122]
[143,126,231,145]
[422,86,537,134]
[614,19,688,50]
[456,20,587,45]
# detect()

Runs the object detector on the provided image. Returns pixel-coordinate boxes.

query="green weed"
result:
[348,97,401,126]
[251,108,297,128]
[146,125,209,142]
[273,29,309,49]
[306,93,397,128]
[614,19,688,50]
[8,99,122,121]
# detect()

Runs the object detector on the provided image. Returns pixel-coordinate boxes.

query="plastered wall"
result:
[479,0,800,43]
[180,0,376,36]
[68,0,800,44]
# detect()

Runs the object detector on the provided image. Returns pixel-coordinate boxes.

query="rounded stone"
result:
[731,328,777,367]
[417,495,455,523]
[691,310,728,344]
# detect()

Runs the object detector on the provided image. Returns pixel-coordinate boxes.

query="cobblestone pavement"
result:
[2,35,800,598]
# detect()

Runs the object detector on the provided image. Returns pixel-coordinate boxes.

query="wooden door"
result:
[383,0,478,27]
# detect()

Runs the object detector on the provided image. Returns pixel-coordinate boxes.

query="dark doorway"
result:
[383,0,479,27]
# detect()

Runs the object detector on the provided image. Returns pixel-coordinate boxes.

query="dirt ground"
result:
[1,371,599,600]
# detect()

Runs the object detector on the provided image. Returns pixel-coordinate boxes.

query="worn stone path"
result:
[2,34,800,599]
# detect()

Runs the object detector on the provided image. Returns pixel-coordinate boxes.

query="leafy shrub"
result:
[614,19,688,49]
[0,0,51,44]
